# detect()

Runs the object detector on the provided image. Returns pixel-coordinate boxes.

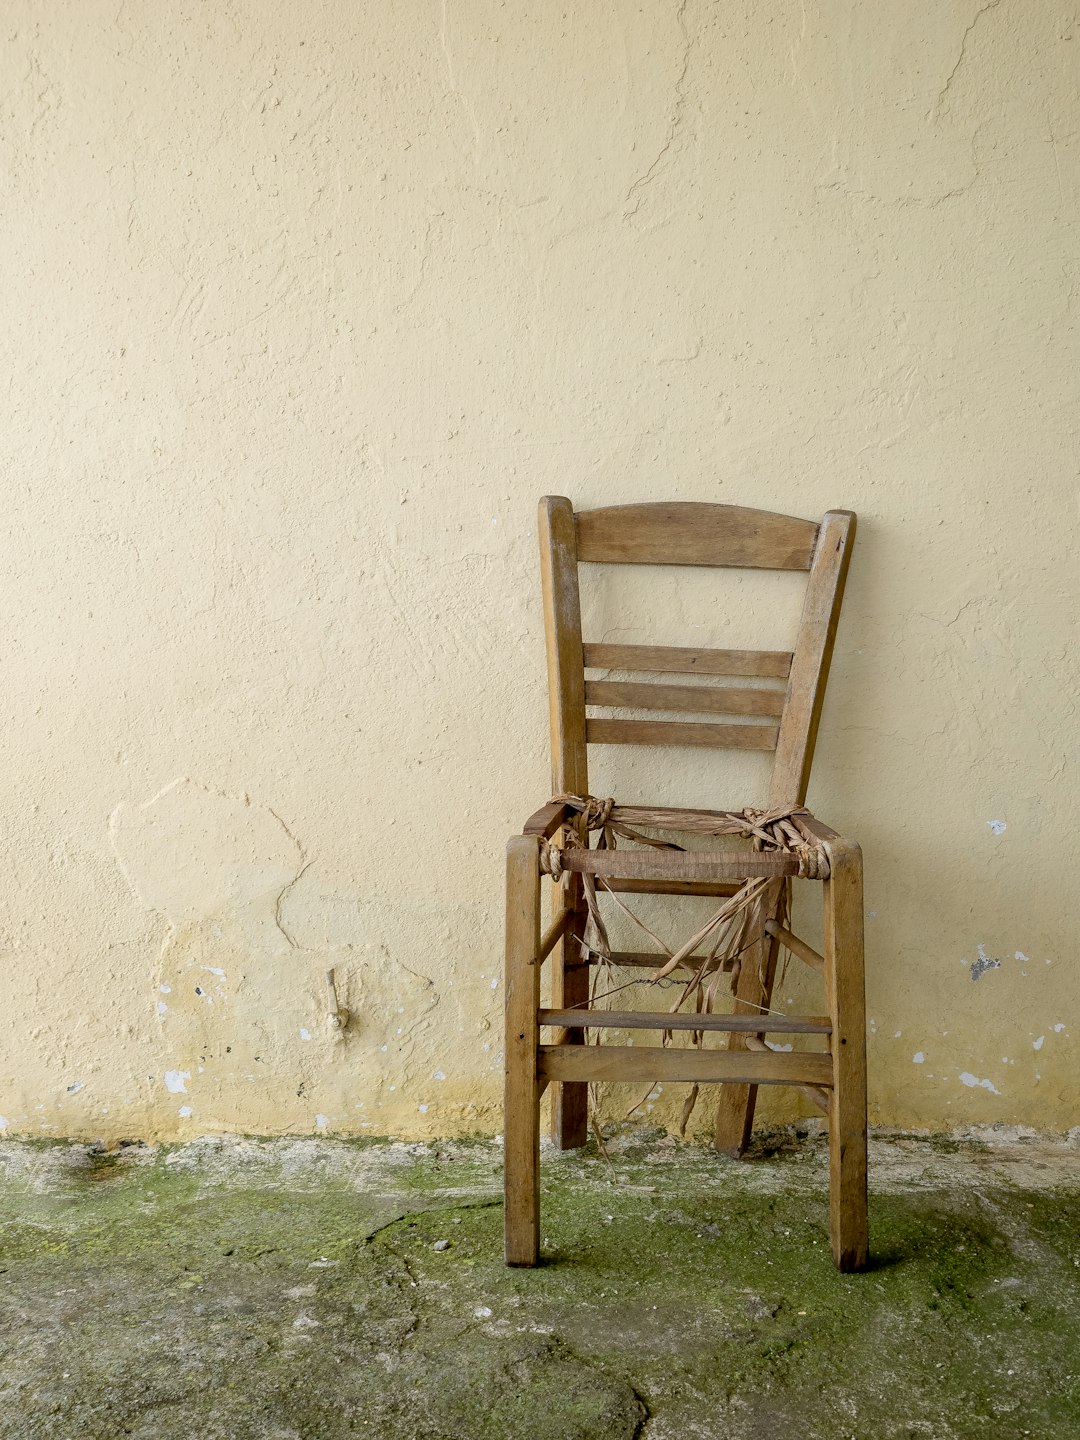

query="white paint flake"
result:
[163,1069,191,1094]
[299,1027,312,1041]
[987,819,1007,835]
[433,1070,446,1081]
[959,1071,1000,1094]
[1054,1023,1066,1033]
[418,1103,429,1113]
[1033,1036,1045,1050]
[158,984,171,994]
[178,1105,193,1118]
[913,1052,925,1064]
[315,1113,329,1130]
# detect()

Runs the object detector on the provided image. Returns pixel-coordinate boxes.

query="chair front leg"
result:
[504,835,543,1265]
[822,839,869,1272]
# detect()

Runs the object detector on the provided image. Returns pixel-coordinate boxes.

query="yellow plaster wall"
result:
[2,0,1077,1142]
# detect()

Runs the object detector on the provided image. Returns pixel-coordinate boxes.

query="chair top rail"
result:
[575,502,820,570]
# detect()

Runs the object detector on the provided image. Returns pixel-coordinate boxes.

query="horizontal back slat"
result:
[575,503,819,569]
[582,643,792,678]
[586,717,779,750]
[585,679,785,718]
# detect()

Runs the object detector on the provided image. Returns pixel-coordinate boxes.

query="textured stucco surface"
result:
[1,1,1077,1142]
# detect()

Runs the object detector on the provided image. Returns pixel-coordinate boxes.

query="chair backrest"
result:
[538,498,856,809]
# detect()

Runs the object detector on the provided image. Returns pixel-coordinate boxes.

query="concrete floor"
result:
[0,1127,1078,1439]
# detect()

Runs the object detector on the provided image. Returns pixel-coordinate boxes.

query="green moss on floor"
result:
[0,1131,1077,1438]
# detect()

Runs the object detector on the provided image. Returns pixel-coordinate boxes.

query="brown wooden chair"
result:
[504,499,868,1272]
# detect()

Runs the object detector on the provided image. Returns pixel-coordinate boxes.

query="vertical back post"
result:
[538,497,590,1147]
[769,510,856,808]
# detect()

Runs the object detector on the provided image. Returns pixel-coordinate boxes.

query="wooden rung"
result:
[566,949,704,972]
[537,1044,833,1088]
[583,643,793,679]
[540,1008,832,1035]
[586,718,779,751]
[744,1036,830,1112]
[585,680,786,719]
[764,920,824,973]
[538,908,573,961]
[603,878,743,897]
[558,848,801,881]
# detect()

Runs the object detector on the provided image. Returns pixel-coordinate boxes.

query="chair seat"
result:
[536,800,833,883]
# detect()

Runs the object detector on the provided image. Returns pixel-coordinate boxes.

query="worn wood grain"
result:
[586,679,786,718]
[586,717,779,750]
[538,1044,834,1088]
[575,502,819,570]
[583,642,793,678]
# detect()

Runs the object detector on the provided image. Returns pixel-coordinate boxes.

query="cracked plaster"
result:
[0,0,1078,1140]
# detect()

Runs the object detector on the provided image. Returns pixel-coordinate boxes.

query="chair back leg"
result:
[550,877,590,1149]
[713,879,785,1156]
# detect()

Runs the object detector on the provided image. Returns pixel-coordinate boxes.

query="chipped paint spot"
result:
[299,1027,312,1041]
[1014,951,1029,963]
[158,984,171,994]
[1054,1023,1065,1033]
[913,1052,925,1064]
[970,944,1000,981]
[433,1071,446,1081]
[1033,1036,1045,1050]
[314,1113,329,1130]
[66,1081,84,1093]
[157,1002,168,1015]
[163,1070,191,1094]
[959,1071,1001,1095]
[418,1103,429,1113]
[178,1105,193,1118]
[987,819,1006,835]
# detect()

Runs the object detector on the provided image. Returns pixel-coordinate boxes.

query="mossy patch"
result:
[0,1133,1078,1438]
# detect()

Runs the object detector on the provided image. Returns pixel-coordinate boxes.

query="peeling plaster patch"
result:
[178,1105,193,1118]
[970,944,1000,981]
[913,1052,925,1064]
[987,819,1007,835]
[164,1069,191,1094]
[959,1072,1001,1094]
[1033,1036,1045,1051]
